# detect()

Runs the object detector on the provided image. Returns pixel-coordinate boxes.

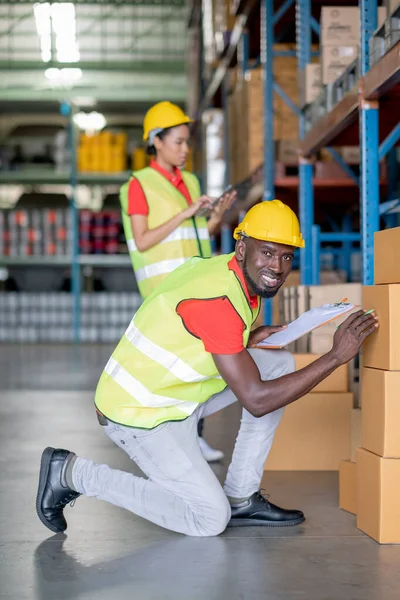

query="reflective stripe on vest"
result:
[127,226,210,253]
[125,321,218,383]
[104,358,197,415]
[95,253,260,430]
[119,168,212,300]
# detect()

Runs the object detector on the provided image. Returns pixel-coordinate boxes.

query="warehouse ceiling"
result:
[0,0,187,105]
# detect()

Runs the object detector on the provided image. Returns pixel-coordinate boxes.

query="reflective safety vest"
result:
[95,253,260,429]
[120,167,212,299]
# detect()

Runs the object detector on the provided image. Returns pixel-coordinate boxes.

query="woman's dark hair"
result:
[146,123,189,156]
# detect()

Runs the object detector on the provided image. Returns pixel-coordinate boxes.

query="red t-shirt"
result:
[176,256,259,355]
[127,160,193,216]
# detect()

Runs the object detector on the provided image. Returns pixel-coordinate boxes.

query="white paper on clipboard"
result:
[257,302,356,349]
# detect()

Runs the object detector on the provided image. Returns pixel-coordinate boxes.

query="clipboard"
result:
[257,301,356,349]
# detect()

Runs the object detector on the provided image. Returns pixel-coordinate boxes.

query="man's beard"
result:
[243,258,282,299]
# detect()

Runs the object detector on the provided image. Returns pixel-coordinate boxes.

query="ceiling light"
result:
[72,96,97,108]
[45,67,82,81]
[73,112,107,133]
[33,2,80,64]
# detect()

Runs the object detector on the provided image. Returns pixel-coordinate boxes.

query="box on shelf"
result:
[374,227,400,285]
[340,147,360,164]
[351,408,362,463]
[276,140,299,165]
[321,7,387,44]
[362,284,400,370]
[339,460,357,515]
[362,368,400,458]
[357,447,400,544]
[385,0,400,13]
[321,44,358,85]
[299,63,322,106]
[294,354,348,393]
[264,392,353,471]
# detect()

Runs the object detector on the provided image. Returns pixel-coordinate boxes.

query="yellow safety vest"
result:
[95,253,260,429]
[120,167,212,299]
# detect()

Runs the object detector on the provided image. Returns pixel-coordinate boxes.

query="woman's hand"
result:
[248,325,288,348]
[207,189,237,235]
[181,196,213,220]
[210,189,237,222]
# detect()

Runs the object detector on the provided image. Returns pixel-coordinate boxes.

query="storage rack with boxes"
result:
[193,0,399,539]
[0,105,143,343]
[0,0,189,343]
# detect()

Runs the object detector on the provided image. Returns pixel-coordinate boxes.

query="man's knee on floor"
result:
[194,496,231,537]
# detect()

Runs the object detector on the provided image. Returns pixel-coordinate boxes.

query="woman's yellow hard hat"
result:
[234,200,305,248]
[143,102,193,141]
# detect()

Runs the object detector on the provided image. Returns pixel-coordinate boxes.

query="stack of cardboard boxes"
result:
[356,226,400,544]
[320,6,386,84]
[228,45,300,182]
[264,354,353,471]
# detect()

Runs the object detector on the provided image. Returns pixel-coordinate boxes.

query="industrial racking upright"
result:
[197,0,400,322]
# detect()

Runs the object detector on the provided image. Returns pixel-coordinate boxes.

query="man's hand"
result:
[248,325,287,348]
[329,309,378,365]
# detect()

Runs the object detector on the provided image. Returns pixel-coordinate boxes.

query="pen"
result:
[336,309,375,329]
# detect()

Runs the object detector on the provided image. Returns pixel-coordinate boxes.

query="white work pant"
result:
[72,348,295,537]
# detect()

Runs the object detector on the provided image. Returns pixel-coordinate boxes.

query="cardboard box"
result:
[276,140,299,165]
[294,354,348,393]
[362,368,400,457]
[357,448,400,544]
[340,146,360,164]
[264,392,353,471]
[374,227,400,285]
[339,460,357,515]
[299,63,322,106]
[362,284,400,371]
[351,408,362,462]
[385,0,399,14]
[321,45,358,84]
[321,7,387,44]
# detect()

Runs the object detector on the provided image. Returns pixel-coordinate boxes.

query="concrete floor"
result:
[1,344,400,600]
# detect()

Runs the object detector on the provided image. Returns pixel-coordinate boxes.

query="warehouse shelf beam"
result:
[360,0,379,286]
[311,225,320,285]
[0,60,184,73]
[325,147,359,186]
[273,82,301,117]
[378,121,400,160]
[260,0,274,324]
[65,103,80,344]
[273,0,294,26]
[311,16,320,36]
[296,0,314,285]
[238,31,250,74]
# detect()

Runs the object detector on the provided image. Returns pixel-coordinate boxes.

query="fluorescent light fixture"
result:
[72,96,97,108]
[73,111,107,133]
[33,2,80,64]
[45,67,82,81]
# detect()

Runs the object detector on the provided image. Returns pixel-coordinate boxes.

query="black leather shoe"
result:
[36,447,80,534]
[228,490,305,528]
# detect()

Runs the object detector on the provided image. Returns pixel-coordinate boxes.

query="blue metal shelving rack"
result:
[199,0,399,307]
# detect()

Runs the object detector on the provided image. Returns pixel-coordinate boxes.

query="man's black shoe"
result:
[228,490,305,527]
[36,447,80,534]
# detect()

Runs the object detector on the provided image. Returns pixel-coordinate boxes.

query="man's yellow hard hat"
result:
[143,101,193,141]
[234,200,305,248]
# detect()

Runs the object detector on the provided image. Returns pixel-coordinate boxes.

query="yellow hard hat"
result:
[143,101,193,141]
[233,200,305,248]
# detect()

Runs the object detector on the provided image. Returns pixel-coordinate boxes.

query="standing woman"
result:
[120,101,235,462]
